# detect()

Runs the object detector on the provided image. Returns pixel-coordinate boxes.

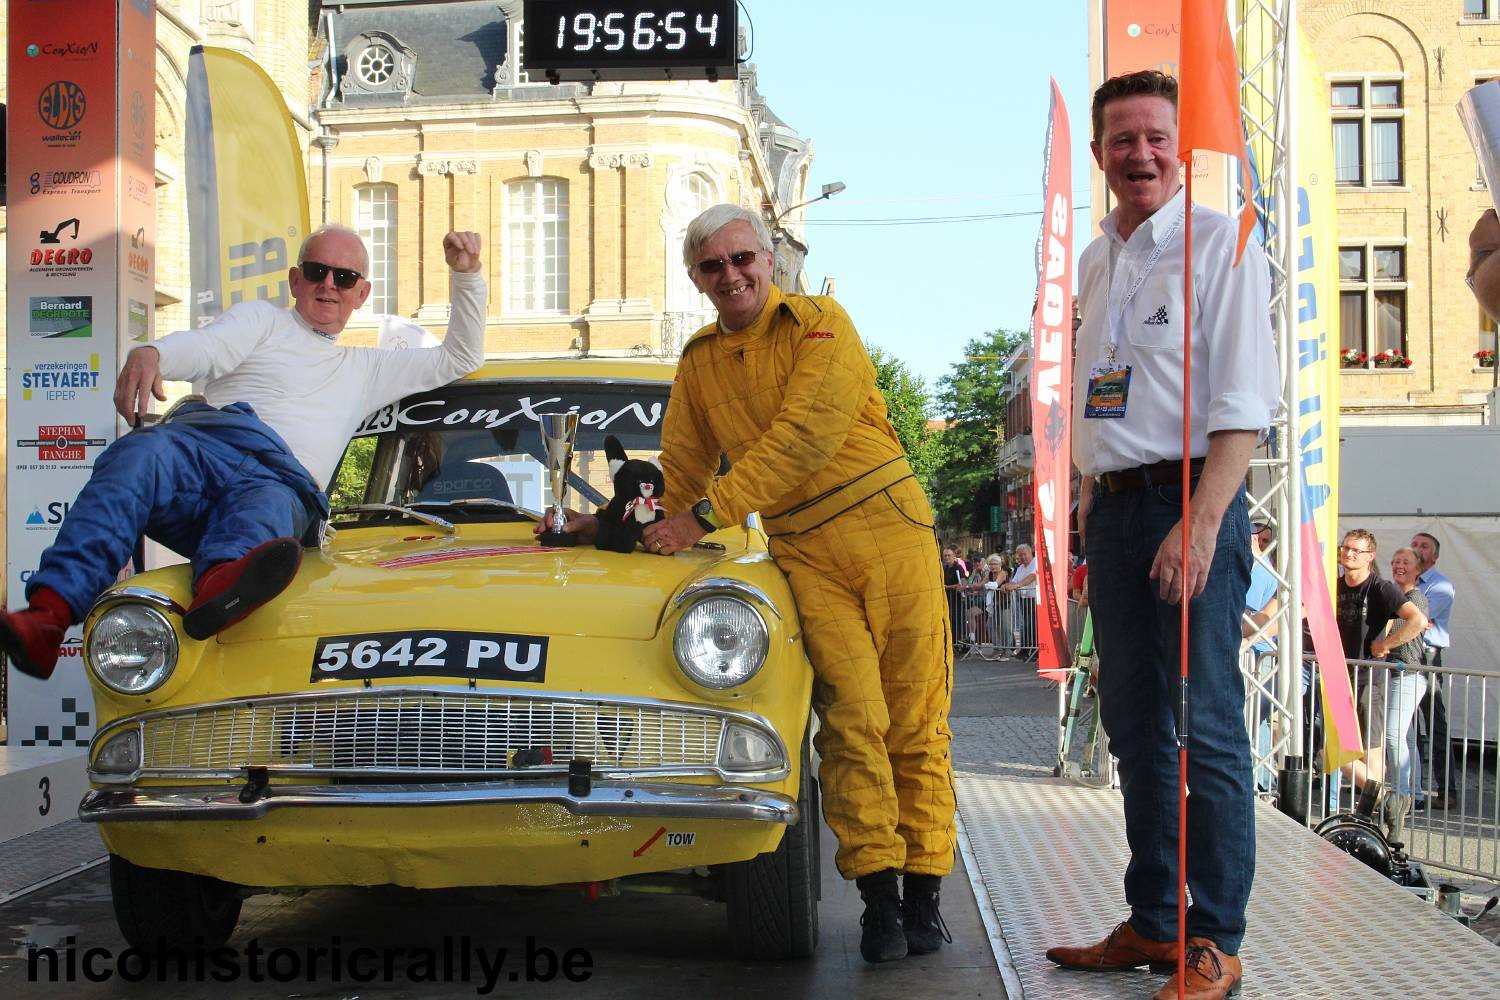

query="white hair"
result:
[297,223,370,274]
[682,204,774,268]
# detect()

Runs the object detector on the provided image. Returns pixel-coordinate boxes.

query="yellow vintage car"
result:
[78,358,819,959]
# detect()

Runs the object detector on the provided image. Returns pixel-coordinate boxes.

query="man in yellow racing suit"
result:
[557,204,955,963]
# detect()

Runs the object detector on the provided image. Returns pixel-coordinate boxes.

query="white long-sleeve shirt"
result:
[1072,188,1278,477]
[152,271,487,490]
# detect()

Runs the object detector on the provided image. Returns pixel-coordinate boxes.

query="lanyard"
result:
[1103,202,1184,365]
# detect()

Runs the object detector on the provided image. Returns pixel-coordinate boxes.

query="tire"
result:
[722,732,820,959]
[109,854,243,951]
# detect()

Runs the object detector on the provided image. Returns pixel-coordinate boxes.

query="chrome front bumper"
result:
[79,778,798,824]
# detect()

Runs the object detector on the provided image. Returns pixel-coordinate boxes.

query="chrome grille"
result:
[136,692,724,775]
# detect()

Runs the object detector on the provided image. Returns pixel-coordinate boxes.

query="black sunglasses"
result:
[693,250,761,275]
[299,260,364,290]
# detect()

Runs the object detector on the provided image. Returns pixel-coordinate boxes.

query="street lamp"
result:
[771,181,847,229]
[769,182,846,291]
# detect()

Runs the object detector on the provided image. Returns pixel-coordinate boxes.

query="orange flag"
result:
[1177,0,1256,262]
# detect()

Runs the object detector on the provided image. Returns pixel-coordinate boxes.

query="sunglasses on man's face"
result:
[299,260,364,290]
[693,250,761,275]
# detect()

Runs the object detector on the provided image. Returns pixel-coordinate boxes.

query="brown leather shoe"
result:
[1046,920,1177,973]
[1151,938,1242,1000]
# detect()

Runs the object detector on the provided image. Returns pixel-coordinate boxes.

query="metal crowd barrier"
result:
[1058,635,1500,881]
[948,586,1040,660]
[1283,653,1500,882]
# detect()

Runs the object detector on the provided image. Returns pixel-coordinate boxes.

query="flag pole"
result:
[1177,165,1194,1000]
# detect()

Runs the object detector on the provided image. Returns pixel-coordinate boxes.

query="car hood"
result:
[219,533,732,644]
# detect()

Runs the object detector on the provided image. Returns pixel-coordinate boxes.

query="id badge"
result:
[1083,365,1132,419]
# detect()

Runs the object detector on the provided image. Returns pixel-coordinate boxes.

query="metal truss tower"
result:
[1235,0,1305,786]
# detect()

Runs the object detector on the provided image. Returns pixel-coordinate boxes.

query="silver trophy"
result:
[537,412,580,546]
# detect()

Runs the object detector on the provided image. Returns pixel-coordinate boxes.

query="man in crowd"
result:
[942,545,968,654]
[1002,542,1038,655]
[1333,529,1427,797]
[1,227,486,678]
[542,204,954,964]
[1411,531,1456,808]
[1044,70,1279,1000]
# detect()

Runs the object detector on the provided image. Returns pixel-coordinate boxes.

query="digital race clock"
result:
[522,1,739,82]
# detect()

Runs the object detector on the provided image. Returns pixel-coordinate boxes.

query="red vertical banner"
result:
[1031,78,1074,679]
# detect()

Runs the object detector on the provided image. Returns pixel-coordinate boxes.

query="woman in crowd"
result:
[1377,546,1431,841]
[964,553,1009,650]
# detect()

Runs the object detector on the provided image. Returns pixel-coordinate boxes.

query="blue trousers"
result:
[28,424,314,622]
[1087,481,1255,955]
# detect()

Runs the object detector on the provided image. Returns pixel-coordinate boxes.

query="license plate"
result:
[311,630,548,683]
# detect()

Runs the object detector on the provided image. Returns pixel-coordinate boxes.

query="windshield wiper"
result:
[409,499,540,521]
[329,503,457,534]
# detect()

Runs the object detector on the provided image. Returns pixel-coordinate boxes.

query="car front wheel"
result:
[721,732,820,959]
[109,854,243,951]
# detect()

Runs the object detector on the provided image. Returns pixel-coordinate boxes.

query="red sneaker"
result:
[184,538,303,640]
[0,587,75,681]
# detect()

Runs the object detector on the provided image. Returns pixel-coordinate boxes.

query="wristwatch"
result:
[691,497,721,533]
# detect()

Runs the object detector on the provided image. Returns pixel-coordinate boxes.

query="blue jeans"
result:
[1386,670,1427,797]
[29,425,314,621]
[1088,481,1255,954]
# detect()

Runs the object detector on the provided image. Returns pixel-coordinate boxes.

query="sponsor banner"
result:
[187,46,309,327]
[1032,79,1074,679]
[5,2,150,748]
[14,424,109,468]
[28,167,104,197]
[18,357,103,402]
[5,623,93,748]
[1100,0,1230,215]
[29,295,93,339]
[119,5,156,348]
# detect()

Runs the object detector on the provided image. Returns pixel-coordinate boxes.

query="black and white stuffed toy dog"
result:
[594,435,665,552]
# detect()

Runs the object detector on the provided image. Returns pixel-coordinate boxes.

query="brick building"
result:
[1303,1,1500,425]
[312,0,811,357]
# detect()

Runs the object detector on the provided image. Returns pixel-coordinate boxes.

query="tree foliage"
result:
[930,328,1026,532]
[869,345,942,492]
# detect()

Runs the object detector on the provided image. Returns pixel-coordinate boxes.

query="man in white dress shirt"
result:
[1,226,486,680]
[1044,70,1278,1000]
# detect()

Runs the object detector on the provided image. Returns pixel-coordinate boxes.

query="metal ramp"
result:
[954,719,1500,999]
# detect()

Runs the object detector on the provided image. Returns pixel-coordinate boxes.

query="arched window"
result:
[355,183,397,316]
[505,178,569,314]
[666,171,716,313]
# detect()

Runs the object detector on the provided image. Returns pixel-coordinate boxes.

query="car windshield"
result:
[329,379,669,524]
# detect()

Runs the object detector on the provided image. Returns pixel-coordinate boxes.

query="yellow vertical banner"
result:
[1237,11,1357,765]
[1294,41,1359,768]
[187,46,310,328]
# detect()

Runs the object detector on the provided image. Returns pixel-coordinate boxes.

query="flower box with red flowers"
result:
[1372,349,1412,369]
[1476,349,1496,368]
[1339,348,1367,369]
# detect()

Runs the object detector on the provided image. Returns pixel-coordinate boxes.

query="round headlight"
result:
[673,596,769,689]
[87,604,178,694]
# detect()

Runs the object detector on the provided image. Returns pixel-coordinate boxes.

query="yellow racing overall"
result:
[659,285,955,878]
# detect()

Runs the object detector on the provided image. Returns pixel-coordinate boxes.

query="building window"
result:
[357,43,396,86]
[506,179,569,314]
[355,184,397,316]
[1332,79,1404,187]
[1339,244,1407,368]
[1480,308,1497,358]
[1465,1,1495,20]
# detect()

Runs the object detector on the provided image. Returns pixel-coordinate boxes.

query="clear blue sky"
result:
[741,1,1093,406]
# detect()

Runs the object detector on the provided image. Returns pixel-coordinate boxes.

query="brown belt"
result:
[1098,457,1206,494]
